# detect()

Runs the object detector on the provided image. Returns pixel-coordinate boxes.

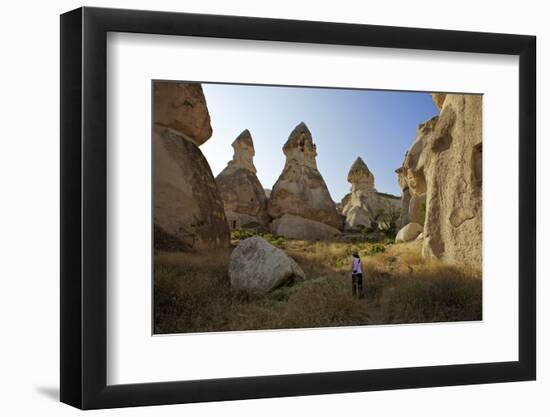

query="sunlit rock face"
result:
[396,93,482,269]
[153,82,230,251]
[215,130,270,231]
[153,81,213,146]
[341,157,401,230]
[268,122,343,236]
[229,236,305,294]
[422,94,482,268]
[395,116,436,233]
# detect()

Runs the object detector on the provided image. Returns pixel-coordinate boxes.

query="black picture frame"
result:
[60,6,536,410]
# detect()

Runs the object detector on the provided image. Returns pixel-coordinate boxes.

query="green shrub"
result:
[230,229,287,246]
[231,228,257,240]
[362,244,386,256]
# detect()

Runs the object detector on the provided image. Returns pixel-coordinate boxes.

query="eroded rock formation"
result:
[153,81,230,251]
[396,93,482,269]
[395,116,437,228]
[341,157,401,230]
[154,82,213,146]
[229,236,305,293]
[215,130,270,231]
[271,214,342,241]
[268,122,343,238]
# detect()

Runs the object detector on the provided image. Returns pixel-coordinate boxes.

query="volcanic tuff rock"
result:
[268,122,343,234]
[154,81,213,146]
[229,236,305,293]
[341,157,401,230]
[432,93,447,110]
[396,93,482,268]
[394,116,436,228]
[153,82,230,251]
[271,214,342,241]
[395,222,424,243]
[215,130,270,230]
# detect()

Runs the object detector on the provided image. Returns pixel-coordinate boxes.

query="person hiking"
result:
[351,250,364,299]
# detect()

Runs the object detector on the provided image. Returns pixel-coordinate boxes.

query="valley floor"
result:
[154,236,482,334]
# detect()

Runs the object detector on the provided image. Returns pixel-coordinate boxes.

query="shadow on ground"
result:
[36,386,59,401]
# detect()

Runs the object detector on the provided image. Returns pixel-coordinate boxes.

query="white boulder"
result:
[395,223,424,243]
[229,236,305,293]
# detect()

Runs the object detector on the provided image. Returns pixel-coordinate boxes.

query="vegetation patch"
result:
[154,239,481,334]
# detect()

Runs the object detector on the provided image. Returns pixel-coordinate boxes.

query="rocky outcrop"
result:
[395,222,423,243]
[341,157,401,230]
[215,130,270,231]
[422,94,482,267]
[432,93,447,110]
[154,82,212,146]
[396,93,482,268]
[229,236,305,293]
[398,186,411,226]
[271,214,342,241]
[395,116,437,228]
[408,194,426,225]
[268,122,343,237]
[153,82,230,251]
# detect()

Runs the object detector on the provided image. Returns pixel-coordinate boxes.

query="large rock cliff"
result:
[396,94,482,268]
[153,81,230,251]
[215,130,270,231]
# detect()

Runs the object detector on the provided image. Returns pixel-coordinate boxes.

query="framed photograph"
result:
[60,6,536,409]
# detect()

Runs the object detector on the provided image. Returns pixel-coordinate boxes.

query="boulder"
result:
[153,81,212,146]
[268,122,342,230]
[215,130,270,230]
[395,223,424,243]
[154,125,230,250]
[271,214,341,241]
[229,236,305,293]
[341,157,401,230]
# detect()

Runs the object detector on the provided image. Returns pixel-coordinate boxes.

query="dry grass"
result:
[154,238,482,334]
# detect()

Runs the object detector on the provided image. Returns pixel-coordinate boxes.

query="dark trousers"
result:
[352,273,363,298]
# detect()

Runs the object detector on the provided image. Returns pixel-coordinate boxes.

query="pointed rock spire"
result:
[341,156,400,231]
[215,130,269,230]
[232,129,254,149]
[268,122,342,232]
[282,122,317,169]
[225,129,256,173]
[347,157,375,192]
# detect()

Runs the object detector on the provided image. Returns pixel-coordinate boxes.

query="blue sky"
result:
[201,83,439,201]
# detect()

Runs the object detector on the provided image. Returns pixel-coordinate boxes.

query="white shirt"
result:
[352,257,362,274]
